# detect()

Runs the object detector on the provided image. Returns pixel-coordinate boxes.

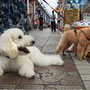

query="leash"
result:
[74,29,77,36]
[42,0,71,24]
[74,28,90,41]
[79,29,90,41]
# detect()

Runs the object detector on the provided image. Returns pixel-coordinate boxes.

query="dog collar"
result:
[0,54,10,59]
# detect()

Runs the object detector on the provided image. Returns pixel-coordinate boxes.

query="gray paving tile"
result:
[45,85,84,90]
[79,70,90,75]
[0,85,16,89]
[77,66,90,70]
[81,75,90,80]
[83,81,90,90]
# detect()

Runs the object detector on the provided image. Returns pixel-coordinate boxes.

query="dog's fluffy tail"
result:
[64,24,71,32]
[33,54,64,66]
[27,46,64,66]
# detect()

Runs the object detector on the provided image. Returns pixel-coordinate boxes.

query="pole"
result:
[27,0,30,15]
[6,0,9,29]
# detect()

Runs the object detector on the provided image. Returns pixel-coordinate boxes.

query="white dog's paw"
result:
[50,55,64,66]
[52,60,64,66]
[0,68,4,77]
[25,71,35,78]
[18,68,35,78]
[56,60,64,66]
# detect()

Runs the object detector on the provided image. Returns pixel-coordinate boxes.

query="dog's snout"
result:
[32,41,35,44]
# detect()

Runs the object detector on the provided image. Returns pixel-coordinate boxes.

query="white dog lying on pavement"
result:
[0,28,64,78]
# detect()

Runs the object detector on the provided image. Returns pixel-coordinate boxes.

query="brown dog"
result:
[56,26,90,60]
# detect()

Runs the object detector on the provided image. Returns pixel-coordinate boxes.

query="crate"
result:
[64,9,80,24]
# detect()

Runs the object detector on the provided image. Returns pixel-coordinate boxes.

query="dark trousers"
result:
[51,21,56,31]
[39,25,43,30]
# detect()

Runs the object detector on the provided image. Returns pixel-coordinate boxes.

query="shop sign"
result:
[83,13,90,20]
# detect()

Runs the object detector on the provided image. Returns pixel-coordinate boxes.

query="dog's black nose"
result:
[32,41,35,44]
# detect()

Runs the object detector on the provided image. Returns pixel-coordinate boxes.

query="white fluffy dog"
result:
[0,28,64,78]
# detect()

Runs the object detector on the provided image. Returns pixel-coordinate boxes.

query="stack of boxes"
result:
[64,9,80,24]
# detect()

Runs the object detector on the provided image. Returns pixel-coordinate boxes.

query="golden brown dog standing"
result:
[56,25,90,60]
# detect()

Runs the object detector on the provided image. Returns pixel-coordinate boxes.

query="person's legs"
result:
[51,22,53,31]
[53,21,56,32]
[39,21,43,30]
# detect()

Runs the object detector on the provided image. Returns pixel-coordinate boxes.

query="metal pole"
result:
[27,0,30,15]
[6,0,9,29]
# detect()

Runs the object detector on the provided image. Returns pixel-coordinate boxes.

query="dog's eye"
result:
[18,35,22,39]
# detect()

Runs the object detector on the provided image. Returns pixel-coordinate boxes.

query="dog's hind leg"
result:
[56,42,69,55]
[56,44,63,54]
[56,35,68,54]
[62,43,72,56]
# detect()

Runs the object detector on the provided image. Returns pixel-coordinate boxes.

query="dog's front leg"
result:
[77,43,84,60]
[0,68,4,77]
[17,56,35,78]
[83,44,89,60]
[0,57,9,77]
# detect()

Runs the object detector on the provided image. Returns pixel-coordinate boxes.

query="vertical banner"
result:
[59,0,65,31]
[34,1,36,25]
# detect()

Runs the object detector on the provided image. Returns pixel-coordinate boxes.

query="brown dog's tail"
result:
[64,24,71,32]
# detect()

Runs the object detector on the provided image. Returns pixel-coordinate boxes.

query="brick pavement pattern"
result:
[0,28,90,90]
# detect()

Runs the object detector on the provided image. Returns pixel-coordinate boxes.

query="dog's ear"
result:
[0,33,18,59]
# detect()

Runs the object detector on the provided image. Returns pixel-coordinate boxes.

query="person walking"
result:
[51,11,56,32]
[39,15,43,30]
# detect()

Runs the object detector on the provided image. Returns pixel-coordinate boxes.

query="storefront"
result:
[0,0,29,34]
[33,0,51,29]
[28,0,35,29]
[56,0,65,31]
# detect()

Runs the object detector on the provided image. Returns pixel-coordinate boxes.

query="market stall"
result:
[0,0,29,34]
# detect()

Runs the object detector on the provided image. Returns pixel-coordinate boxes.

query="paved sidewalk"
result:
[0,28,90,90]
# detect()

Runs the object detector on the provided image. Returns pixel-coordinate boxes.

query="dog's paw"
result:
[0,68,4,77]
[83,56,87,60]
[25,71,35,78]
[51,59,64,66]
[56,60,64,66]
[18,68,35,78]
[56,50,59,54]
